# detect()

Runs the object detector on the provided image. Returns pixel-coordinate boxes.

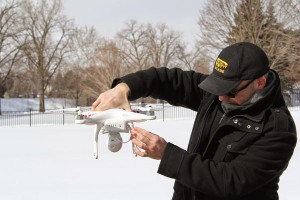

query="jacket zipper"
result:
[219,113,226,124]
[192,99,215,153]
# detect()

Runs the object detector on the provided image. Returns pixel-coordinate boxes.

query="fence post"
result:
[162,102,165,121]
[62,106,65,126]
[29,109,32,127]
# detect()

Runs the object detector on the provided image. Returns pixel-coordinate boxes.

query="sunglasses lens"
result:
[225,80,254,98]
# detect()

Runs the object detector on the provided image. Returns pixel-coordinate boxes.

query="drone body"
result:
[73,107,156,159]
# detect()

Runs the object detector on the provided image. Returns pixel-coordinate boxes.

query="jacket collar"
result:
[220,70,282,122]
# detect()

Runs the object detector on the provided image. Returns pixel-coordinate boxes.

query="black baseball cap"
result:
[198,42,269,96]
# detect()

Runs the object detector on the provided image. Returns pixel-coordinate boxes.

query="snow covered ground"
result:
[0,112,299,200]
[0,98,75,112]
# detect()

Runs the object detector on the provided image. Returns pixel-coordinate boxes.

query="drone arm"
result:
[94,124,103,159]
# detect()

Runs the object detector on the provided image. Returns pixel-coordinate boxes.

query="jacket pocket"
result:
[226,142,249,154]
[223,142,250,161]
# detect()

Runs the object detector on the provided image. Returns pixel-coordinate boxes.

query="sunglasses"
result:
[226,79,255,98]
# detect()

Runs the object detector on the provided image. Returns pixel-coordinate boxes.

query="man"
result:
[92,42,297,200]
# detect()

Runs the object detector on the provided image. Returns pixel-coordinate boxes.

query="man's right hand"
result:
[91,83,131,111]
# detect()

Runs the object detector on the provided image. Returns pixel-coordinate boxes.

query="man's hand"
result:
[92,83,131,111]
[131,127,167,160]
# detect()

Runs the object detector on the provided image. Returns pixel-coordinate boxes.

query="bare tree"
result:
[65,26,125,102]
[116,20,150,73]
[145,23,184,68]
[61,26,101,105]
[116,20,187,71]
[68,26,101,69]
[177,43,211,74]
[19,0,72,112]
[82,40,124,99]
[0,0,22,97]
[49,69,82,105]
[7,67,38,98]
[274,0,300,30]
[197,0,239,53]
[115,20,191,103]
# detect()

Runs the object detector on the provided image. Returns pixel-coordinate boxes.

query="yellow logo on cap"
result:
[215,58,228,73]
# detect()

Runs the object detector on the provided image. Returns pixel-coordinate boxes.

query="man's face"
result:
[218,79,257,105]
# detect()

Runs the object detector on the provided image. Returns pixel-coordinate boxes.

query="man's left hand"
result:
[131,127,167,160]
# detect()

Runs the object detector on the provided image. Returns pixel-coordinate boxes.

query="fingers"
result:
[91,96,101,111]
[133,145,148,157]
[91,83,131,111]
[132,127,157,141]
[131,127,151,145]
[91,93,110,111]
[131,127,167,160]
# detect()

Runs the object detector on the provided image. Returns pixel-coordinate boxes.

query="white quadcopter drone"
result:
[66,106,156,159]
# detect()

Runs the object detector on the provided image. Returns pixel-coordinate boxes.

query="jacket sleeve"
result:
[157,111,297,198]
[112,67,207,111]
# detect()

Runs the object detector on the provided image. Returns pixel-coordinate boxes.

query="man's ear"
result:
[256,75,267,89]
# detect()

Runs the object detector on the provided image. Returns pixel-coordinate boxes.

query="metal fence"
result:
[0,101,299,128]
[0,110,76,127]
[0,104,197,127]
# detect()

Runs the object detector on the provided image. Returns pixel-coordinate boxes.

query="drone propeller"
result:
[49,106,91,114]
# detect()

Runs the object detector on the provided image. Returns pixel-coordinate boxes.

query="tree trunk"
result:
[0,84,6,98]
[39,94,45,112]
[39,80,45,112]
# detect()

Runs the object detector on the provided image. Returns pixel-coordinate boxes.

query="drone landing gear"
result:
[94,124,101,159]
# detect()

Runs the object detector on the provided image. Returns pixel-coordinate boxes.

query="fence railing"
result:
[0,110,76,127]
[0,103,299,128]
[0,104,197,127]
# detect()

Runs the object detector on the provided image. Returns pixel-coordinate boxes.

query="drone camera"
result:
[107,132,123,152]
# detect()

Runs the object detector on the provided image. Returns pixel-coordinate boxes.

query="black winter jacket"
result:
[113,67,297,200]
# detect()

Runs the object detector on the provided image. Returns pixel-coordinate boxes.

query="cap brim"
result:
[198,74,241,96]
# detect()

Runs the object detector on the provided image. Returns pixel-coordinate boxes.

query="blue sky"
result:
[63,0,205,44]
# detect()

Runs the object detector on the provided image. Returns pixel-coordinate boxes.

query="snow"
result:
[0,98,75,112]
[0,111,299,200]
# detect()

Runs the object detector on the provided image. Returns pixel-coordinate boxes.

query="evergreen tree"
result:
[227,0,265,44]
[227,0,298,90]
